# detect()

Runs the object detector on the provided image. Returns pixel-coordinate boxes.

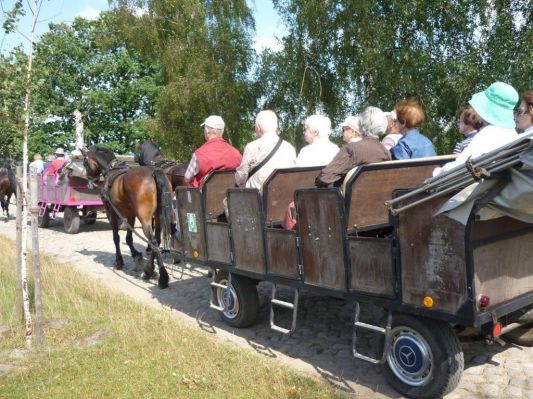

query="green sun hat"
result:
[468,82,518,129]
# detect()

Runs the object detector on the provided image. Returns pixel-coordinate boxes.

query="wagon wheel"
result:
[504,322,533,347]
[38,205,50,228]
[63,206,81,234]
[213,271,259,328]
[377,314,464,399]
[83,207,97,225]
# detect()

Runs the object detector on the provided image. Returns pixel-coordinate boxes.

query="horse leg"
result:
[154,216,169,289]
[5,193,11,218]
[110,213,124,270]
[125,216,143,267]
[139,220,169,288]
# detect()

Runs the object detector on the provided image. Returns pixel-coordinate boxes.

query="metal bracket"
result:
[352,302,392,364]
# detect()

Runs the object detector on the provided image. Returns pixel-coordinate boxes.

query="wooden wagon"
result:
[173,145,533,398]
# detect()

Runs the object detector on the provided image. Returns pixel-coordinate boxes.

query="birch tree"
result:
[3,0,46,349]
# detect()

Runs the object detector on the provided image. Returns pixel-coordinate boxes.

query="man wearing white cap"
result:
[433,81,519,177]
[315,115,390,187]
[235,110,296,189]
[184,115,242,187]
[43,147,67,176]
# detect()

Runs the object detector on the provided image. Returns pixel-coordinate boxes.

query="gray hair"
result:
[358,106,388,138]
[304,114,331,137]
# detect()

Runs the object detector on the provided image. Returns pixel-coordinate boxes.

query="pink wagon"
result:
[37,160,105,234]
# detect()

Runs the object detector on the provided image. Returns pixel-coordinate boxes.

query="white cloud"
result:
[76,8,101,21]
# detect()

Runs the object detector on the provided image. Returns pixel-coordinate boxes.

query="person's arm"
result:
[235,143,253,187]
[390,140,411,160]
[184,153,199,185]
[315,145,351,187]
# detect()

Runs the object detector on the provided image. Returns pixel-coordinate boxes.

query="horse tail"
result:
[153,168,172,239]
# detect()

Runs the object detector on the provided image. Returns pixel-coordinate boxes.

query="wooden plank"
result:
[474,229,533,306]
[206,222,232,264]
[398,195,467,313]
[263,167,322,223]
[348,237,394,296]
[296,189,347,291]
[176,188,207,261]
[203,171,235,220]
[228,189,265,274]
[265,228,299,279]
[346,163,445,229]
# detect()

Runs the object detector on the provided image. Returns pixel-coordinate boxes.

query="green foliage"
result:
[28,12,162,156]
[112,0,258,159]
[0,49,26,159]
[264,0,532,154]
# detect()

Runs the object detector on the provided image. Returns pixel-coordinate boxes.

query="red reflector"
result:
[493,322,502,337]
[478,295,490,308]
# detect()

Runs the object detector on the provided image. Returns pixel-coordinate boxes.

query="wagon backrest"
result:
[202,170,236,219]
[262,166,323,224]
[344,156,455,230]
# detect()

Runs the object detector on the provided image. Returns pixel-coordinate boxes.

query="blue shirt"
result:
[391,129,436,160]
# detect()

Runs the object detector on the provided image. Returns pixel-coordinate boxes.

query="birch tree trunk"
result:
[20,0,41,349]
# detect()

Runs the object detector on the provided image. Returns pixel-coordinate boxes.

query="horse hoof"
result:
[158,280,169,289]
[113,262,124,270]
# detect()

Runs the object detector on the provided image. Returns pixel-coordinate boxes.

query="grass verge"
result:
[0,236,345,398]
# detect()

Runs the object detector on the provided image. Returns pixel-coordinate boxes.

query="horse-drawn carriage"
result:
[37,155,136,234]
[172,136,533,399]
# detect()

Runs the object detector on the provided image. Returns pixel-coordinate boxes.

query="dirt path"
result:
[1,215,532,398]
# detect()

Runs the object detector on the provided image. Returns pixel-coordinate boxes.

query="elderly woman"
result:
[454,106,484,154]
[296,114,339,166]
[390,99,436,160]
[516,90,533,137]
[315,110,390,187]
[381,110,402,151]
[433,81,519,177]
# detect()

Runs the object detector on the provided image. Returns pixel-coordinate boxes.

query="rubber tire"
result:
[38,206,50,228]
[83,209,97,225]
[63,206,81,234]
[214,271,259,328]
[378,314,464,399]
[504,322,533,347]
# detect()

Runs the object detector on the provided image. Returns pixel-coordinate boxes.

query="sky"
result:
[0,0,287,54]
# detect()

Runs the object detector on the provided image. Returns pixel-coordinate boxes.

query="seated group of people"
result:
[184,81,533,193]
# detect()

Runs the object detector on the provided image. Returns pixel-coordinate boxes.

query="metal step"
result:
[352,301,392,364]
[209,272,231,312]
[270,283,299,335]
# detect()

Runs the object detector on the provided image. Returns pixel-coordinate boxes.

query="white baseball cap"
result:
[339,116,360,131]
[200,115,225,130]
[55,147,65,155]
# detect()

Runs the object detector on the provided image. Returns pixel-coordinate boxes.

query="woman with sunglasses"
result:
[516,90,533,137]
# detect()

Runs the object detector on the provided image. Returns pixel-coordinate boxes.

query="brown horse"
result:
[0,167,16,220]
[136,140,188,190]
[83,145,172,288]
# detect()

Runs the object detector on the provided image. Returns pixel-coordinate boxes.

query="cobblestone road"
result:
[1,216,532,398]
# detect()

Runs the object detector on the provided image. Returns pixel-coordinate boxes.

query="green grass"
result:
[0,236,345,398]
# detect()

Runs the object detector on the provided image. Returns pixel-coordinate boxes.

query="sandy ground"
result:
[1,214,532,398]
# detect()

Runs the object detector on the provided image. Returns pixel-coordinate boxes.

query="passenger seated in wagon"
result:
[283,108,390,230]
[390,99,436,160]
[295,114,339,166]
[235,110,296,189]
[184,115,242,187]
[433,81,519,177]
[43,147,67,177]
[315,108,390,187]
